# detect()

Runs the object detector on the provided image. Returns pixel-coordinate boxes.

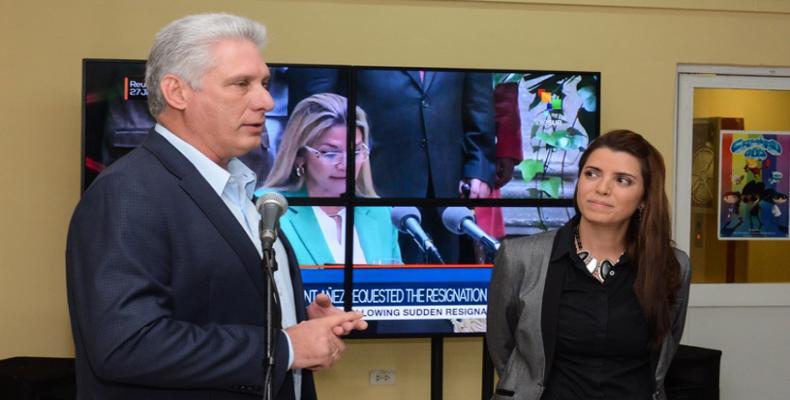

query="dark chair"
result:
[665,345,722,400]
[0,357,75,400]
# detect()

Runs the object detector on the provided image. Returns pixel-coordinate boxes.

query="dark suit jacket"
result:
[289,69,496,198]
[66,130,316,400]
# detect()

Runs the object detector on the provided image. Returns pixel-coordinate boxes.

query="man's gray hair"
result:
[145,13,267,116]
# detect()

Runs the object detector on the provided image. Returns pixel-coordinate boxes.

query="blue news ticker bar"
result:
[301,266,492,284]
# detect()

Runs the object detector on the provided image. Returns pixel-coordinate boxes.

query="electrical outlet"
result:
[369,369,396,385]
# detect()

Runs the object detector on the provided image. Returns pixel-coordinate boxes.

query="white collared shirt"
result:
[155,124,301,398]
[312,207,367,264]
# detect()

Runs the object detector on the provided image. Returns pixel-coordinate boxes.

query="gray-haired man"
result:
[67,13,365,400]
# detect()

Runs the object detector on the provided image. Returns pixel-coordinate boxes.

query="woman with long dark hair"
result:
[487,130,691,400]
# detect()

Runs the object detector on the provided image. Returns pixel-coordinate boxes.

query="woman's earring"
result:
[295,164,305,177]
[635,206,643,221]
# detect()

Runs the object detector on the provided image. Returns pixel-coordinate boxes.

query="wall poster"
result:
[719,130,790,240]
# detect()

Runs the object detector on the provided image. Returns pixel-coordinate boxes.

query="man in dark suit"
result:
[66,13,365,399]
[289,69,496,264]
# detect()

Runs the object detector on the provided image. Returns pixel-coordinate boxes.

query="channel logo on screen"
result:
[124,77,148,100]
[537,89,562,111]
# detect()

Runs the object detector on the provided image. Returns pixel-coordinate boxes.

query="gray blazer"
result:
[486,230,692,400]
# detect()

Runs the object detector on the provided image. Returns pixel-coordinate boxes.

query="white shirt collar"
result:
[154,123,256,198]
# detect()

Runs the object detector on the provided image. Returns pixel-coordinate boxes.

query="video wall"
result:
[83,60,600,337]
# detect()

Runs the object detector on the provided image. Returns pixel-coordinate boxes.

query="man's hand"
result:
[287,311,364,371]
[460,178,491,199]
[307,293,368,335]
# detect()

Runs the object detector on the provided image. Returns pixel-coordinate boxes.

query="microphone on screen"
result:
[390,206,445,264]
[441,207,500,255]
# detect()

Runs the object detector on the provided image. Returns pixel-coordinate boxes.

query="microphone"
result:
[390,207,444,263]
[441,207,500,254]
[256,192,288,251]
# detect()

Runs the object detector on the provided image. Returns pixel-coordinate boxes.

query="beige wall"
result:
[2,1,789,399]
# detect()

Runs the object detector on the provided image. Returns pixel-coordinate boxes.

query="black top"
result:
[541,219,653,400]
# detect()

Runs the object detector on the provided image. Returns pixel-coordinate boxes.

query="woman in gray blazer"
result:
[487,130,691,400]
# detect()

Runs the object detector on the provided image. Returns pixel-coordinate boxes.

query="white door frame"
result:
[674,65,790,307]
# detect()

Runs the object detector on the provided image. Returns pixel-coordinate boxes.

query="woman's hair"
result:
[145,13,267,116]
[264,93,378,197]
[575,129,681,346]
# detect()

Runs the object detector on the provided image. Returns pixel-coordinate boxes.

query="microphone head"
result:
[390,206,421,233]
[256,191,288,216]
[442,207,474,235]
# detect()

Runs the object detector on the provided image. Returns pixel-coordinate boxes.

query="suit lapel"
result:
[422,71,436,92]
[404,70,436,93]
[405,70,424,92]
[142,130,265,299]
[279,231,307,322]
[354,207,375,263]
[286,206,333,266]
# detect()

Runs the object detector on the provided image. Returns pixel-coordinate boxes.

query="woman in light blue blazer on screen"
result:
[259,93,401,266]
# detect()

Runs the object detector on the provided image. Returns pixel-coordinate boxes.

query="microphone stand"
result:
[481,240,500,263]
[412,236,444,264]
[423,241,445,264]
[262,246,280,400]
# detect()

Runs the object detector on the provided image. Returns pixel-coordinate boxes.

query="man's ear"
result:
[160,74,189,111]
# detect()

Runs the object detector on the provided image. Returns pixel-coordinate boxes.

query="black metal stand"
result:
[431,337,443,400]
[430,337,494,400]
[481,338,494,400]
[262,248,280,400]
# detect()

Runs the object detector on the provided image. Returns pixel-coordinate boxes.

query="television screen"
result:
[303,205,577,336]
[82,60,351,193]
[286,67,599,200]
[83,60,153,189]
[495,72,599,200]
[83,59,596,337]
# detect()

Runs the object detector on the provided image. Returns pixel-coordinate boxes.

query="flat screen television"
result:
[82,59,599,337]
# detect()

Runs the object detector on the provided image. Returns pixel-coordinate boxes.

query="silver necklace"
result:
[573,224,620,283]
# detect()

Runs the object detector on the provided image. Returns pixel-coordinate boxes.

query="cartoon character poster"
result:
[719,130,790,240]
